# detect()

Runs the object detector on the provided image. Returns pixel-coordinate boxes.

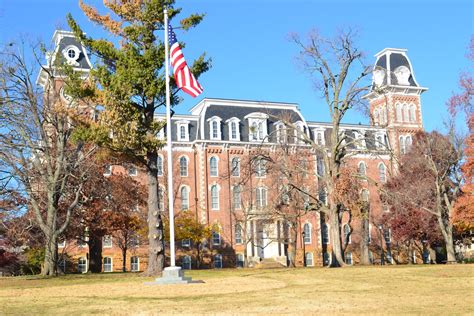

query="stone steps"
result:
[255,258,286,269]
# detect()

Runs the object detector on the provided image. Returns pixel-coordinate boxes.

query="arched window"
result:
[256,187,267,208]
[180,125,186,140]
[179,156,188,177]
[378,163,387,183]
[157,155,163,176]
[403,104,409,122]
[305,252,314,266]
[258,121,264,140]
[251,122,258,141]
[182,255,192,270]
[214,254,223,268]
[235,224,243,244]
[212,231,221,245]
[343,224,351,245]
[358,161,367,177]
[103,257,112,272]
[345,252,353,265]
[231,157,240,177]
[180,186,189,210]
[316,132,323,145]
[211,185,219,210]
[230,121,238,140]
[303,223,311,244]
[406,135,412,152]
[409,104,416,122]
[399,136,406,154]
[322,224,330,245]
[236,253,245,268]
[232,185,241,209]
[255,159,266,177]
[396,104,403,122]
[373,109,379,125]
[210,157,218,177]
[212,120,218,139]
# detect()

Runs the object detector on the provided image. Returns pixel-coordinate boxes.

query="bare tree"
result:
[0,43,93,276]
[290,29,371,266]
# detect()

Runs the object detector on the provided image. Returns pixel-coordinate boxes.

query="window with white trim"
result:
[406,135,412,151]
[210,156,218,177]
[396,103,403,122]
[322,223,330,245]
[246,113,268,142]
[208,116,222,140]
[345,252,353,265]
[58,239,66,248]
[235,224,243,244]
[182,255,192,270]
[157,155,163,176]
[176,120,190,142]
[103,164,112,176]
[232,185,241,209]
[226,118,241,141]
[403,104,409,122]
[294,121,305,144]
[236,253,245,268]
[323,252,331,266]
[373,109,379,125]
[103,257,112,272]
[399,136,406,154]
[214,254,223,268]
[212,231,221,246]
[78,257,88,273]
[182,238,191,247]
[314,129,325,146]
[180,186,189,210]
[358,161,367,177]
[179,156,188,177]
[354,130,366,149]
[343,224,351,245]
[231,157,240,177]
[255,159,266,177]
[305,252,314,266]
[303,223,311,244]
[131,256,140,272]
[256,187,267,208]
[157,128,165,140]
[378,163,387,183]
[409,104,416,122]
[103,235,112,248]
[276,122,287,143]
[211,185,219,210]
[128,165,137,177]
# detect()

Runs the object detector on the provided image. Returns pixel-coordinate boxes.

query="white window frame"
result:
[157,155,164,176]
[103,164,112,176]
[236,253,245,268]
[180,186,190,210]
[255,159,266,178]
[294,121,305,144]
[78,257,88,273]
[403,103,409,122]
[210,184,220,210]
[207,116,222,140]
[128,165,137,177]
[314,128,325,146]
[214,254,223,269]
[378,163,387,183]
[182,255,192,270]
[358,161,367,177]
[179,156,188,177]
[131,256,140,272]
[409,104,416,122]
[157,127,165,140]
[275,122,286,143]
[256,186,267,208]
[235,224,243,244]
[103,235,113,248]
[303,223,312,244]
[209,156,219,177]
[182,238,191,247]
[212,231,221,246]
[305,252,314,267]
[226,117,241,141]
[231,157,240,177]
[176,120,190,142]
[322,223,330,245]
[396,103,403,122]
[103,256,113,272]
[354,130,366,149]
[232,185,241,210]
[245,113,269,142]
[345,252,353,265]
[343,224,351,245]
[58,240,66,248]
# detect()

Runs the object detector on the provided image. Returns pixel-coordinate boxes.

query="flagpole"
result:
[164,8,177,268]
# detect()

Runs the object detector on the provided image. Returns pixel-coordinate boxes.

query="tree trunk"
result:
[329,208,345,267]
[145,151,165,276]
[122,246,127,272]
[288,225,297,268]
[438,217,456,263]
[41,231,57,276]
[88,236,103,273]
[360,211,371,265]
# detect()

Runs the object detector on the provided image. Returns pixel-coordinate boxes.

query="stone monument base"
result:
[145,266,202,285]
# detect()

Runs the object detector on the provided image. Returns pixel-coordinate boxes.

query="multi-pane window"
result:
[131,256,139,272]
[345,252,353,265]
[182,255,192,270]
[316,156,325,177]
[400,136,406,154]
[103,257,112,272]
[316,132,323,145]
[256,187,267,208]
[231,157,240,177]
[103,235,112,248]
[179,156,188,177]
[378,163,386,183]
[212,121,218,139]
[358,161,367,177]
[128,165,137,176]
[78,257,87,273]
[182,238,191,247]
[303,223,311,244]
[180,125,186,140]
[344,224,351,245]
[214,254,223,268]
[157,155,163,176]
[181,186,189,210]
[396,103,403,122]
[323,252,331,266]
[255,159,266,177]
[212,231,221,246]
[232,185,241,209]
[305,252,314,266]
[409,105,416,122]
[322,224,330,245]
[319,189,327,205]
[211,185,219,210]
[361,189,369,202]
[103,164,112,176]
[210,157,218,177]
[403,104,409,122]
[235,224,243,244]
[230,121,238,140]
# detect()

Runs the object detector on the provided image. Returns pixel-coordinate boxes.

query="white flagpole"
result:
[164,9,176,268]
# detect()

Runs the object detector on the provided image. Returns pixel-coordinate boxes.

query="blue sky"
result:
[0,0,472,131]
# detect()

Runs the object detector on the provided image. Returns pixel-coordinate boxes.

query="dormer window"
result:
[245,112,268,142]
[394,66,411,85]
[375,132,386,149]
[314,128,325,146]
[274,122,287,143]
[354,130,366,149]
[226,117,240,141]
[207,116,222,140]
[176,120,190,142]
[294,121,305,144]
[62,45,80,66]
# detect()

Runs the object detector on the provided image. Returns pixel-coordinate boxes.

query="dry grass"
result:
[1,265,473,315]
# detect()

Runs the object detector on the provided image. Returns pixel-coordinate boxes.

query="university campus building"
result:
[44,31,428,273]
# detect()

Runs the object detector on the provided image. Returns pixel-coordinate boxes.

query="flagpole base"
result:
[145,266,203,285]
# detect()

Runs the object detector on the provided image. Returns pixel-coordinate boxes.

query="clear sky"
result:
[0,0,472,131]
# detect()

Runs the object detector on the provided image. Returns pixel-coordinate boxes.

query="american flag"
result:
[168,22,203,98]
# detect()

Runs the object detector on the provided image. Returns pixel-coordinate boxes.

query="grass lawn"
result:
[1,265,473,315]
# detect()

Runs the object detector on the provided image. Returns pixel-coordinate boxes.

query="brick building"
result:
[45,31,427,272]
